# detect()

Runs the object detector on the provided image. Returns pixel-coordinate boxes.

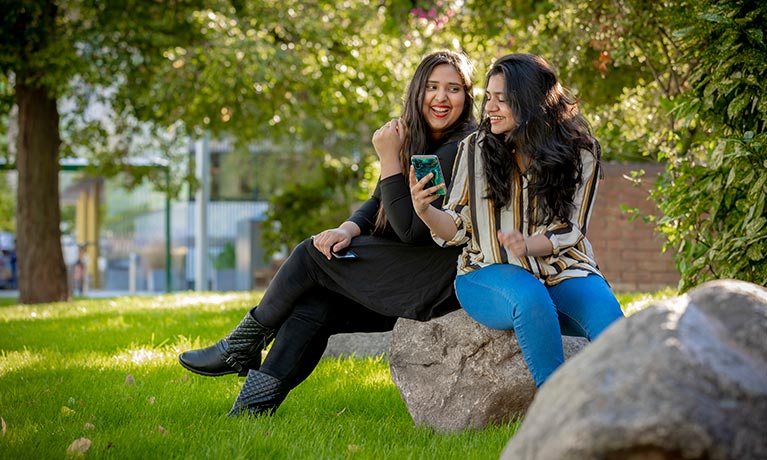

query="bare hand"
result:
[372,119,405,166]
[409,166,444,216]
[497,229,528,258]
[312,228,352,260]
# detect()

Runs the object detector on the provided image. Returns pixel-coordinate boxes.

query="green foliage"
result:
[137,1,417,146]
[531,0,766,289]
[404,1,683,163]
[543,0,693,162]
[0,173,14,232]
[260,152,370,258]
[0,293,518,459]
[213,241,236,270]
[59,203,76,235]
[1,0,211,196]
[651,0,767,290]
[4,0,764,292]
[652,138,767,290]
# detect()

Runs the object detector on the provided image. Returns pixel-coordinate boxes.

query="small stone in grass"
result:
[66,437,92,457]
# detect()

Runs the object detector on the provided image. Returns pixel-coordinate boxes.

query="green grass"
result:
[0,297,19,307]
[615,287,678,316]
[0,289,674,459]
[0,292,524,460]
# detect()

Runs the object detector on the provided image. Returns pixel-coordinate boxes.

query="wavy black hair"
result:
[374,50,477,232]
[478,53,596,226]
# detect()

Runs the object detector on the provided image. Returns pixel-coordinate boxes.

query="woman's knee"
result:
[550,275,624,340]
[277,238,318,274]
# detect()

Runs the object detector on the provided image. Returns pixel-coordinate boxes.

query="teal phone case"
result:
[411,155,446,195]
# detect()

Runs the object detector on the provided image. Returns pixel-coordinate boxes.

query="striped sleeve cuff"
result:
[432,209,469,247]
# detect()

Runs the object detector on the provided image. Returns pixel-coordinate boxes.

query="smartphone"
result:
[411,154,446,195]
[332,248,359,259]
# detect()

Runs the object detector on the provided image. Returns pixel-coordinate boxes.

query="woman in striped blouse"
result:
[410,53,624,387]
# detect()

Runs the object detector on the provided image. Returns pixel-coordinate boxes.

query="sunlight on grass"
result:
[162,292,252,308]
[0,349,45,376]
[117,347,176,367]
[0,292,263,322]
[619,287,678,316]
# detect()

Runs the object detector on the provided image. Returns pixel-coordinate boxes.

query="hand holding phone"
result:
[410,154,446,195]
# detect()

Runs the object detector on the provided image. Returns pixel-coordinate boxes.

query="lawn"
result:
[0,290,671,459]
[0,292,515,459]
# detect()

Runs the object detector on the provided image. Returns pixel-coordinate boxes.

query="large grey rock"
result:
[502,279,767,460]
[389,308,588,432]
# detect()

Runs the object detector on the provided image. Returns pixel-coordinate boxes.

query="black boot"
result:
[178,312,276,377]
[228,370,288,417]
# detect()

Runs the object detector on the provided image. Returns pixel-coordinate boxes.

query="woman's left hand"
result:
[498,229,528,258]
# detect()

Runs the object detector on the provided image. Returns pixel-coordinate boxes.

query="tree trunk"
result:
[16,82,69,304]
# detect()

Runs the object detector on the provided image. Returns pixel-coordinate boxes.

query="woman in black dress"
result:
[178,50,476,416]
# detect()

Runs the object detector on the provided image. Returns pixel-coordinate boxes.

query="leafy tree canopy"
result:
[652,0,767,289]
[2,0,764,302]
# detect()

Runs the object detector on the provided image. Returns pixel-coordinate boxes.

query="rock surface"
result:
[501,279,767,460]
[389,308,587,432]
[323,331,391,358]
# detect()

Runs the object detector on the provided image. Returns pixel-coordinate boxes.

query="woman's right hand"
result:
[312,228,352,260]
[373,119,405,178]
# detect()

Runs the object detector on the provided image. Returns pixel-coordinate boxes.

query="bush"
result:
[213,241,236,270]
[653,0,767,290]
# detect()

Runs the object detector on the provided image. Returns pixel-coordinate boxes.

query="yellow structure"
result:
[74,178,101,290]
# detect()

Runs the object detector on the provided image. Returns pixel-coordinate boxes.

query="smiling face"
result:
[421,63,466,139]
[484,74,516,135]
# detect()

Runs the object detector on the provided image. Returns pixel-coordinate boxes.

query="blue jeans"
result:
[455,264,624,387]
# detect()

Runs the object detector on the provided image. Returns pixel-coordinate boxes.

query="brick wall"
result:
[588,162,680,292]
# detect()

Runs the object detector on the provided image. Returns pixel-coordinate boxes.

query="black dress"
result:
[306,138,464,320]
[253,135,466,327]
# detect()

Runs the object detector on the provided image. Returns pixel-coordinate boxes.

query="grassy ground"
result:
[0,290,673,459]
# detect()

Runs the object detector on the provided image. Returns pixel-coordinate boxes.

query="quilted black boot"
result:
[178,312,276,377]
[228,370,288,417]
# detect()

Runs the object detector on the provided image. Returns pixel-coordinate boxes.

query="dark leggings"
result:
[259,287,397,389]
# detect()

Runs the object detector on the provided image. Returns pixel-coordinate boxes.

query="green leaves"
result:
[3,0,764,290]
[654,133,767,290]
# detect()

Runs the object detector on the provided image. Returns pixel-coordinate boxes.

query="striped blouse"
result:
[433,131,604,285]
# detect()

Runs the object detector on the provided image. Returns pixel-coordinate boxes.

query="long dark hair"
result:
[374,50,476,232]
[478,53,595,226]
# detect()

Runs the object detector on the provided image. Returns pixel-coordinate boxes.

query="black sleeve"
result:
[347,182,381,235]
[380,141,460,244]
